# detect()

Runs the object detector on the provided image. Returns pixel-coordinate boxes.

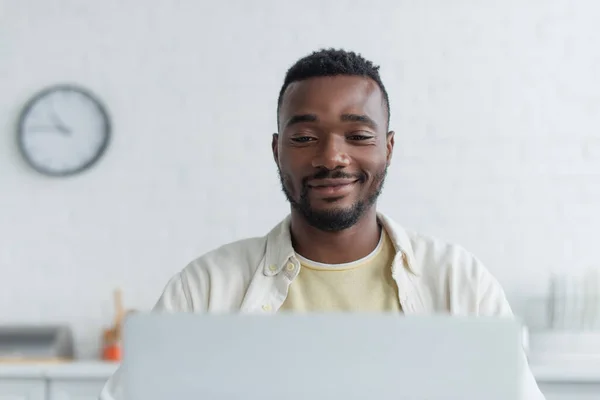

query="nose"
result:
[311,136,350,170]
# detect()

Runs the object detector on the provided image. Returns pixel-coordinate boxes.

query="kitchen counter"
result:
[0,360,596,400]
[530,357,600,383]
[0,359,599,383]
[0,361,119,379]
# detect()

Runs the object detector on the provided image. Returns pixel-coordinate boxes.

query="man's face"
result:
[273,75,394,232]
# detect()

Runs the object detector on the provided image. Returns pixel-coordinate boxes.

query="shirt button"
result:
[286,263,295,272]
[262,304,272,312]
[268,264,278,272]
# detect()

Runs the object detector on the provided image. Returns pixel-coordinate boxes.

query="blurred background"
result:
[2,0,600,398]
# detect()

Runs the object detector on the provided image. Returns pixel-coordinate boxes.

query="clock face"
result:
[17,84,111,176]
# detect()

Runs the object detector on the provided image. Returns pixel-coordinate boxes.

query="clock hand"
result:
[27,124,70,136]
[53,121,72,135]
[49,99,72,135]
[49,113,71,135]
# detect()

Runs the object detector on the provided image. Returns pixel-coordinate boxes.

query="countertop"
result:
[0,358,599,383]
[0,361,119,379]
[529,356,600,383]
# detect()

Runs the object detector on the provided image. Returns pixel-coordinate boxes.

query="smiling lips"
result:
[307,178,358,197]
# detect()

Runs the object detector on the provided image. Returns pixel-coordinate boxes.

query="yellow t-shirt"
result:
[279,228,401,312]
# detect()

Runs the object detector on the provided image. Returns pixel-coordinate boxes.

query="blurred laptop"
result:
[120,313,523,400]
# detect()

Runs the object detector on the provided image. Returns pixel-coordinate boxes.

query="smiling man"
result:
[100,49,545,399]
[273,63,399,312]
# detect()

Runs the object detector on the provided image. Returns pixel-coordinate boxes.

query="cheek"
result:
[363,162,387,185]
[278,164,301,192]
[279,157,306,184]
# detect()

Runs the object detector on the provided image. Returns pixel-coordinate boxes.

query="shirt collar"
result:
[262,212,421,277]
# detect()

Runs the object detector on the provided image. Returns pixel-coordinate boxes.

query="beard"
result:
[278,166,388,232]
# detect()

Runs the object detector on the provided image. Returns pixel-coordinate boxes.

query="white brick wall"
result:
[2,0,600,357]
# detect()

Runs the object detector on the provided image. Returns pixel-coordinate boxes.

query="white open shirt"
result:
[100,212,545,400]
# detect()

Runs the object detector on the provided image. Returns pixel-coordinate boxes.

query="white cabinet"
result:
[47,379,107,400]
[0,380,45,400]
[539,383,600,400]
[532,358,600,399]
[0,363,116,400]
[1,361,600,400]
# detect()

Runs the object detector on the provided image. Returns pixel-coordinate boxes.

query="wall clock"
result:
[17,83,111,177]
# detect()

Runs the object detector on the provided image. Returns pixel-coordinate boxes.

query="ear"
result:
[272,133,279,164]
[385,131,395,166]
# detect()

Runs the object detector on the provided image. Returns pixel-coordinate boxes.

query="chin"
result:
[302,205,365,232]
[312,196,356,207]
[310,199,359,214]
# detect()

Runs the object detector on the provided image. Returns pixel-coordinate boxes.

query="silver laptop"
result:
[121,313,523,400]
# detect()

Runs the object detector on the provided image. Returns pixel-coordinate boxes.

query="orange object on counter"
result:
[101,289,125,361]
[102,343,122,361]
[102,325,122,361]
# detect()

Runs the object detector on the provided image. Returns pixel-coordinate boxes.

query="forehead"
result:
[279,75,387,128]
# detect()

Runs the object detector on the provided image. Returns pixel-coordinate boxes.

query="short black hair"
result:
[277,48,390,129]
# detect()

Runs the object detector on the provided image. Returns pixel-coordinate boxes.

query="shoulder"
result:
[154,216,293,313]
[184,235,267,289]
[408,230,512,315]
[154,235,269,312]
[379,212,512,315]
[181,235,268,281]
[408,230,490,286]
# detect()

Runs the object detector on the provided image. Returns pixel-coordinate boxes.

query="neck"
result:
[289,207,381,264]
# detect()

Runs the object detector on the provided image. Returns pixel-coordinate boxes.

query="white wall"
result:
[2,0,600,358]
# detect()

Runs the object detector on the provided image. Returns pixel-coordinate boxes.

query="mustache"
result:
[302,169,366,186]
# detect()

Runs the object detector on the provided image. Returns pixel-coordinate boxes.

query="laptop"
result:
[120,312,524,400]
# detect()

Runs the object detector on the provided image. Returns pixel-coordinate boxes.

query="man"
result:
[100,48,545,399]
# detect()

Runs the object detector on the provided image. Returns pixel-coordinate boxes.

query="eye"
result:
[291,136,316,143]
[347,133,374,141]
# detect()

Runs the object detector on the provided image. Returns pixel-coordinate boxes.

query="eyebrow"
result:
[340,114,378,129]
[283,113,379,130]
[284,114,318,129]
